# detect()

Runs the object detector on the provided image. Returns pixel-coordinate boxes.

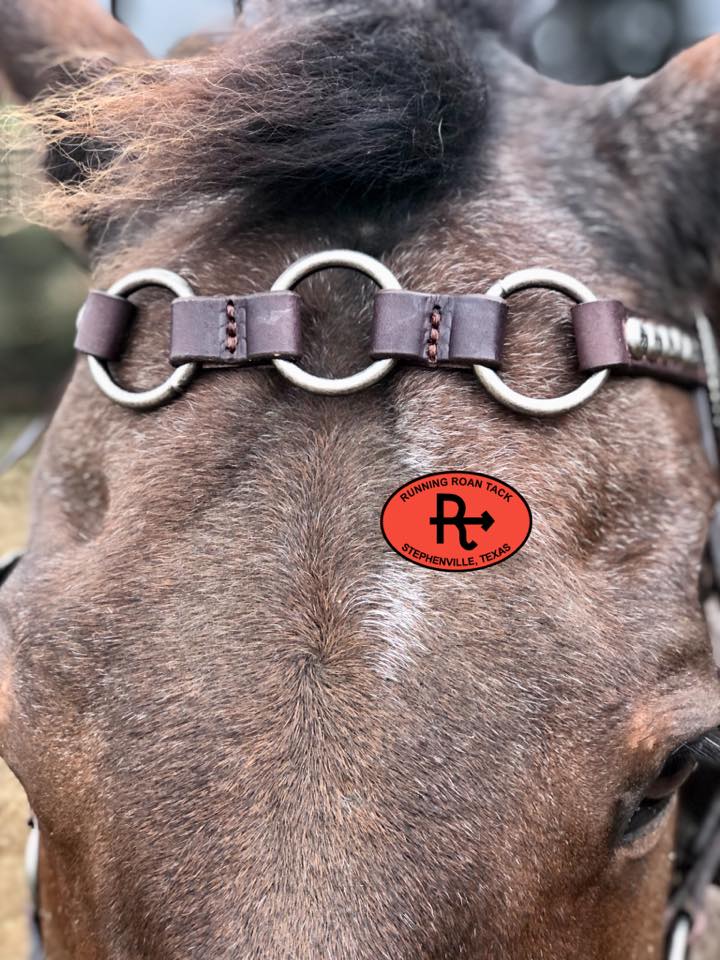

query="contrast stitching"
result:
[427,304,442,364]
[225,300,238,354]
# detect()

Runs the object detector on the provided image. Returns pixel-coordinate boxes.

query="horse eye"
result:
[621,747,698,844]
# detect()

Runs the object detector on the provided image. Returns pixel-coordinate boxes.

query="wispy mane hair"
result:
[3,4,489,229]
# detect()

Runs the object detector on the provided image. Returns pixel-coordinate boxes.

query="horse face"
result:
[2,4,720,958]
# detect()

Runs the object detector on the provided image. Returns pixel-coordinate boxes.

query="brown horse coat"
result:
[1,3,720,958]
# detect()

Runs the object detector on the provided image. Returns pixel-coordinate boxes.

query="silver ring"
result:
[84,268,197,410]
[271,250,400,395]
[474,267,608,416]
[667,914,691,960]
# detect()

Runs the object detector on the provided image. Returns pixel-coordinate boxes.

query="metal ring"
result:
[666,914,691,960]
[271,250,400,395]
[84,268,198,410]
[474,267,609,417]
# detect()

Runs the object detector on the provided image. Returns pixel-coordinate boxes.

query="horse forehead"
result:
[20,289,711,759]
[33,364,706,658]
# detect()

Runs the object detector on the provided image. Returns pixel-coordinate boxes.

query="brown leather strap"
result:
[170,293,302,366]
[74,290,136,360]
[573,300,705,386]
[370,291,506,368]
[75,284,708,391]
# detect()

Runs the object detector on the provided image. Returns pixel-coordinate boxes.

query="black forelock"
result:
[34,2,492,225]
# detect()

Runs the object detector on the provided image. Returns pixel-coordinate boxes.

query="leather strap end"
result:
[574,300,706,386]
[170,292,302,366]
[572,300,630,372]
[74,291,136,360]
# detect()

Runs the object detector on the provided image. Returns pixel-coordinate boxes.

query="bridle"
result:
[74,250,704,412]
[3,247,720,959]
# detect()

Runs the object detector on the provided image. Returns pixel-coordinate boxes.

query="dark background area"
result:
[1,0,719,420]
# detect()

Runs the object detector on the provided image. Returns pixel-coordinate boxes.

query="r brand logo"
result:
[429,494,495,550]
[380,471,532,572]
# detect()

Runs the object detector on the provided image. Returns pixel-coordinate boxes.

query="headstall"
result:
[6,248,720,960]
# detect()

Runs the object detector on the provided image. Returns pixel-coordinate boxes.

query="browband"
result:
[76,287,705,381]
[72,250,710,412]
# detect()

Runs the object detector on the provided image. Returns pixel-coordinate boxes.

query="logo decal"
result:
[380,471,532,572]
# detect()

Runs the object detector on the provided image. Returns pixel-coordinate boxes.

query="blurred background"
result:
[2,0,720,435]
[514,0,720,82]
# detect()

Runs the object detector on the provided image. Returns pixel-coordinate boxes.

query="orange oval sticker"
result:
[381,471,532,572]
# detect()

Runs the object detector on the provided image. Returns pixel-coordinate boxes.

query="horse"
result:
[1,1,720,957]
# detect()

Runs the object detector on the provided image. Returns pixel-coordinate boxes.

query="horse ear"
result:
[0,0,148,100]
[630,33,720,164]
[588,35,720,288]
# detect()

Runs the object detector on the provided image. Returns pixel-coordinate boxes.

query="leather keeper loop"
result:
[170,292,303,366]
[573,300,706,386]
[370,291,506,368]
[572,300,630,372]
[74,291,137,360]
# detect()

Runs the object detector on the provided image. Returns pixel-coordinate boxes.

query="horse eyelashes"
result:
[685,729,720,767]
